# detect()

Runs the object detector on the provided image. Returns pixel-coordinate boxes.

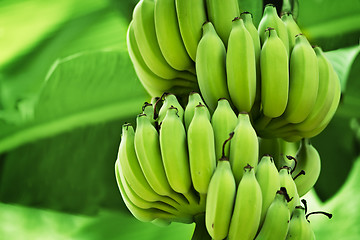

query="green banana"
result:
[117,123,180,207]
[226,17,257,113]
[115,161,176,223]
[286,206,313,239]
[206,0,240,46]
[158,93,184,124]
[184,92,209,130]
[292,139,321,197]
[240,11,261,117]
[154,0,194,72]
[281,12,302,52]
[260,27,289,118]
[175,0,207,61]
[255,155,281,225]
[134,114,188,205]
[283,34,319,124]
[142,102,156,126]
[132,0,195,81]
[229,112,259,184]
[187,103,217,194]
[275,139,299,169]
[205,139,236,240]
[255,188,291,240]
[296,46,338,132]
[196,21,230,111]
[228,165,262,240]
[159,106,198,204]
[116,159,180,216]
[279,167,300,214]
[258,4,289,54]
[211,98,237,161]
[127,21,197,97]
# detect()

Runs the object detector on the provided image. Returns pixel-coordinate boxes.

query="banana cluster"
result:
[127,0,341,140]
[115,93,329,238]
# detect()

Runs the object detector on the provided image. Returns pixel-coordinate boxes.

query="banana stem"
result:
[191,213,212,240]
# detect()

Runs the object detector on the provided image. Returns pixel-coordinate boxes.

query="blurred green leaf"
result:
[296,0,360,50]
[0,51,148,154]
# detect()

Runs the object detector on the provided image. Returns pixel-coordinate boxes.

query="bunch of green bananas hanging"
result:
[127,0,341,140]
[115,93,331,238]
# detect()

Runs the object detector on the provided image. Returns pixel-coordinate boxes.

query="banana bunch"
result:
[127,0,340,140]
[115,92,331,239]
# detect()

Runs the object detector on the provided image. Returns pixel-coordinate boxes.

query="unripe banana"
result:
[127,21,197,97]
[255,188,291,240]
[286,206,313,239]
[281,12,302,52]
[206,0,240,46]
[276,139,299,169]
[283,34,319,123]
[196,22,230,111]
[117,123,180,207]
[158,93,184,124]
[116,160,179,216]
[211,98,237,160]
[205,146,236,240]
[187,104,216,194]
[258,4,289,54]
[159,106,193,196]
[260,28,289,118]
[229,112,259,184]
[296,46,338,132]
[134,114,187,205]
[175,0,207,61]
[256,155,281,225]
[292,139,321,197]
[279,167,300,214]
[184,92,209,130]
[154,0,194,72]
[240,11,261,117]
[115,161,175,223]
[228,165,262,240]
[226,17,257,113]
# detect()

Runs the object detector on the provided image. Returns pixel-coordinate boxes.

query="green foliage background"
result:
[0,0,359,239]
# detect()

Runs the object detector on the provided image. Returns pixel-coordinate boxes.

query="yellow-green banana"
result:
[175,0,207,61]
[132,0,195,81]
[292,139,321,197]
[260,28,289,118]
[256,155,281,225]
[196,21,230,111]
[206,0,240,46]
[184,92,209,130]
[158,93,184,123]
[229,112,259,184]
[281,12,302,52]
[255,188,291,240]
[279,167,300,214]
[286,206,313,239]
[187,104,217,194]
[142,102,156,126]
[283,34,319,123]
[127,21,196,97]
[154,0,194,72]
[226,17,257,113]
[160,106,198,204]
[258,4,289,54]
[134,114,188,205]
[205,151,236,239]
[276,139,299,169]
[296,46,338,132]
[211,98,237,161]
[228,165,262,240]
